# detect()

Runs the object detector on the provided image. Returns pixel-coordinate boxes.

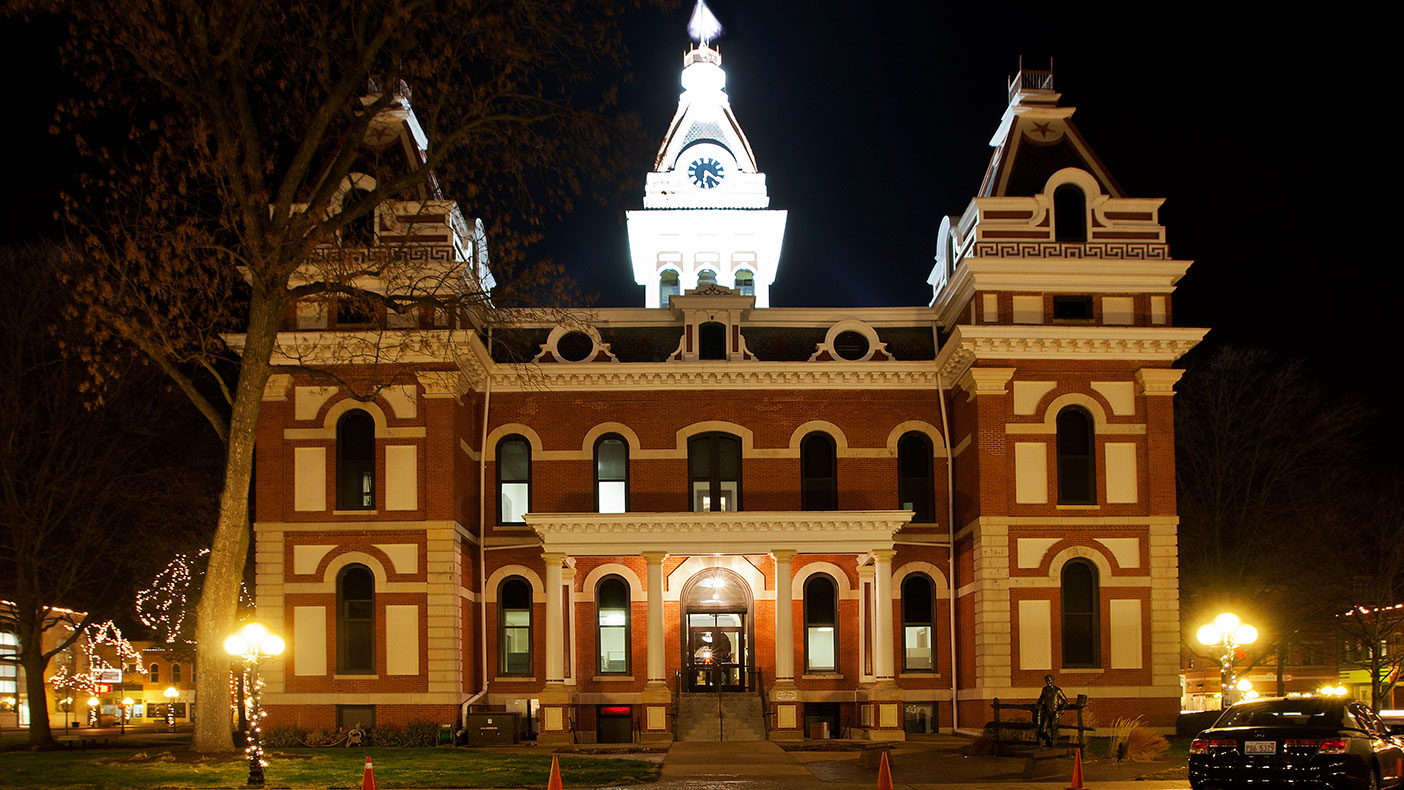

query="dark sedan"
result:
[1189,697,1404,789]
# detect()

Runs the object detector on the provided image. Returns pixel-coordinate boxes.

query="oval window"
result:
[556,331,594,362]
[833,331,870,360]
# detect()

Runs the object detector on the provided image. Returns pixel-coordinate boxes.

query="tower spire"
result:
[687,0,723,47]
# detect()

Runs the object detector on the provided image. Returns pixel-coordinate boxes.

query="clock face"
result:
[688,157,725,189]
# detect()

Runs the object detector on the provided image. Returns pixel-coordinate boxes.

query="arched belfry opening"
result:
[679,567,754,691]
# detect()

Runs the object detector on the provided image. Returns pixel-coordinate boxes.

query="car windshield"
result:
[1215,699,1344,728]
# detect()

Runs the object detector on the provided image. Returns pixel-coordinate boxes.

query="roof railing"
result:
[1008,68,1055,104]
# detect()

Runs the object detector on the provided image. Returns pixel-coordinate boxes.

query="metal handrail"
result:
[715,665,724,742]
[754,667,769,739]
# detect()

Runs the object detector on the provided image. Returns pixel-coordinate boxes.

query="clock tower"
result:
[627,32,787,308]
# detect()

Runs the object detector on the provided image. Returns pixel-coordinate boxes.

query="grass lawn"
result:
[0,747,660,788]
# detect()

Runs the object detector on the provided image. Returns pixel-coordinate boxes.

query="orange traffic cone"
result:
[547,754,563,790]
[876,750,893,790]
[362,756,377,790]
[1066,747,1085,790]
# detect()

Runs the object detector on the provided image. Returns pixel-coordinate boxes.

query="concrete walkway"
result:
[662,741,812,779]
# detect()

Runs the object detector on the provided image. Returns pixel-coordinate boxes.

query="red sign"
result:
[600,706,631,715]
[94,684,111,694]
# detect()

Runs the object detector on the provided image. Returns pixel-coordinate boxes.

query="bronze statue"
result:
[1035,674,1068,747]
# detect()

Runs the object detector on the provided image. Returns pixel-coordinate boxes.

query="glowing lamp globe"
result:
[1213,612,1242,633]
[224,634,249,657]
[240,622,270,645]
[1232,624,1259,645]
[1196,624,1223,646]
[87,697,99,708]
[1235,679,1253,692]
[263,634,286,656]
[121,697,133,706]
[164,687,178,700]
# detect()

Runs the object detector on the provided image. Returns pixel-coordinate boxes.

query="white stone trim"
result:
[792,561,857,600]
[884,421,944,454]
[892,561,949,597]
[787,421,850,452]
[665,555,769,602]
[527,510,912,556]
[485,565,546,604]
[578,563,646,602]
[485,424,545,459]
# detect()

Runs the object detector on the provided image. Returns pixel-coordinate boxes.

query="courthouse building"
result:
[244,33,1204,742]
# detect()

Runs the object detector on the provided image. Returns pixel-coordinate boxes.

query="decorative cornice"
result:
[417,370,467,399]
[935,325,1205,384]
[525,510,913,556]
[957,367,1015,398]
[263,374,292,401]
[1135,368,1185,396]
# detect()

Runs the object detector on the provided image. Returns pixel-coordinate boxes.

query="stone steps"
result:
[675,692,767,742]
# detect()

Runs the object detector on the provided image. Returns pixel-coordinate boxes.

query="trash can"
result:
[464,712,518,746]
[436,724,454,746]
[809,721,830,739]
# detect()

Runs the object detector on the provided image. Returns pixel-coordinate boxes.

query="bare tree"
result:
[0,244,215,747]
[1327,475,1404,710]
[1176,345,1370,679]
[20,0,664,751]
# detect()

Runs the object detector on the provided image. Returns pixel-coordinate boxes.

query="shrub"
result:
[403,720,442,747]
[1108,716,1140,761]
[303,729,344,747]
[1124,726,1170,762]
[262,727,307,749]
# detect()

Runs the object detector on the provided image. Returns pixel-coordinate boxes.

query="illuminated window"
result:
[499,577,533,676]
[698,321,726,360]
[148,663,160,684]
[171,663,181,683]
[902,575,935,671]
[898,432,934,522]
[1054,184,1087,242]
[659,270,680,307]
[0,632,14,697]
[697,269,717,286]
[595,435,629,513]
[1056,407,1096,504]
[596,576,631,675]
[336,410,375,510]
[497,435,531,524]
[804,575,838,673]
[1061,559,1099,667]
[689,433,740,512]
[800,433,837,510]
[734,269,755,296]
[338,564,376,674]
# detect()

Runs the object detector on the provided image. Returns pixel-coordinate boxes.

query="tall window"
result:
[171,663,181,683]
[689,433,741,512]
[697,269,717,286]
[499,577,533,675]
[149,663,160,684]
[497,435,531,524]
[0,632,14,699]
[595,435,628,513]
[898,432,934,522]
[341,186,376,245]
[659,270,680,307]
[698,321,727,360]
[734,269,755,296]
[1054,184,1087,242]
[1061,560,1099,667]
[1056,407,1095,504]
[338,564,376,673]
[336,410,375,510]
[596,576,631,675]
[804,574,838,673]
[902,575,935,671]
[800,433,837,510]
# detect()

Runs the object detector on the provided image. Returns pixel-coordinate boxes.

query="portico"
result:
[525,511,912,742]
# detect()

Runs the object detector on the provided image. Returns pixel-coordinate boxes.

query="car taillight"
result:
[1284,738,1350,754]
[1190,738,1237,754]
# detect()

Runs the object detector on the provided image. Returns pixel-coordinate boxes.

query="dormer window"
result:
[698,321,727,360]
[734,269,754,296]
[659,271,680,308]
[1054,184,1087,242]
[697,269,718,287]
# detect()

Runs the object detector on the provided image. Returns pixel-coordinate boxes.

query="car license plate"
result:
[1245,741,1277,754]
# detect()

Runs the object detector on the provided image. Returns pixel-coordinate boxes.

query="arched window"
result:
[596,576,631,675]
[688,432,740,512]
[341,186,376,246]
[171,663,181,683]
[734,269,755,296]
[659,270,680,308]
[1056,407,1095,504]
[697,269,717,287]
[499,576,533,675]
[595,435,628,513]
[898,432,935,523]
[804,574,838,673]
[149,663,160,684]
[338,564,376,674]
[698,321,727,360]
[1061,559,1099,667]
[497,435,531,524]
[336,410,375,510]
[902,574,935,671]
[1054,184,1087,242]
[800,433,837,511]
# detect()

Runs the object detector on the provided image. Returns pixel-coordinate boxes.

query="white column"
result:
[772,549,796,684]
[872,549,896,683]
[644,552,667,686]
[561,564,577,684]
[543,552,565,684]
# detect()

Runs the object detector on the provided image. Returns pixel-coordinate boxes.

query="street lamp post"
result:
[60,697,72,731]
[86,696,99,728]
[120,697,133,735]
[224,623,285,788]
[1197,612,1258,709]
[164,687,179,731]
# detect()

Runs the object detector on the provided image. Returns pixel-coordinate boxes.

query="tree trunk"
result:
[21,627,56,748]
[190,299,280,753]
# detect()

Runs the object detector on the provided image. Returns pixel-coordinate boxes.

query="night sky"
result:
[4,3,1399,436]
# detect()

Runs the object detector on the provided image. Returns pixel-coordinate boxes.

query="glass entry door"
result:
[686,612,747,691]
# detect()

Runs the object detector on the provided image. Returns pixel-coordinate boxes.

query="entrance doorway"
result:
[680,567,753,692]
